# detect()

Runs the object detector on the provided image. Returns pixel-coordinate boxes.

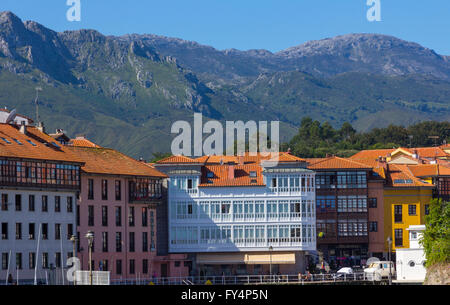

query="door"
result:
[161,263,168,278]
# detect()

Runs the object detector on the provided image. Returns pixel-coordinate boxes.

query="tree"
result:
[420,199,450,267]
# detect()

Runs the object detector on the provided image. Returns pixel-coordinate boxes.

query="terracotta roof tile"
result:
[156,155,200,164]
[0,123,83,164]
[67,146,167,177]
[307,156,372,170]
[199,164,264,187]
[69,137,101,148]
[386,164,433,188]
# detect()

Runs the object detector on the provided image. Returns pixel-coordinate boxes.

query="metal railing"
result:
[110,272,383,286]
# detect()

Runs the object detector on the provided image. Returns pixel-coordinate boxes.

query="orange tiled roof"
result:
[69,137,101,148]
[156,155,200,164]
[67,146,167,177]
[0,123,83,164]
[408,164,450,177]
[350,158,387,179]
[349,149,395,160]
[386,164,433,188]
[199,164,264,187]
[307,156,372,170]
[413,147,448,158]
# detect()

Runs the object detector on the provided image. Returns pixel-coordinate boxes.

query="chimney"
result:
[37,122,45,133]
[238,155,244,165]
[19,121,27,134]
[228,165,235,179]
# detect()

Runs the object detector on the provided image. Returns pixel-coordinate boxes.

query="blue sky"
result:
[1,0,450,54]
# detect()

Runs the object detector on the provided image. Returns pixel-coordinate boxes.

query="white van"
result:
[364,261,395,281]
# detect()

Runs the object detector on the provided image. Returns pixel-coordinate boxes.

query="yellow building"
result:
[383,164,434,252]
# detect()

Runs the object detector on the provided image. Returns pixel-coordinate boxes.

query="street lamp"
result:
[387,236,392,285]
[269,246,273,281]
[70,235,77,286]
[86,231,94,285]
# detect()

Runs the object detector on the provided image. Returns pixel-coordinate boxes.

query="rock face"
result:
[423,263,450,285]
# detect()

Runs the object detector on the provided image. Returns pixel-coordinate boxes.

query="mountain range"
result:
[0,11,449,158]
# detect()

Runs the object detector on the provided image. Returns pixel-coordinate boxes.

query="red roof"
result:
[199,164,264,187]
[307,156,372,170]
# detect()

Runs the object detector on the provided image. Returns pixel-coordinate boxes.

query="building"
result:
[395,225,427,283]
[154,153,316,276]
[0,122,83,284]
[0,108,34,126]
[350,148,442,259]
[67,143,188,281]
[307,157,382,268]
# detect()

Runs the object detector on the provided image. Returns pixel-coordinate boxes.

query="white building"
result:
[155,153,316,276]
[0,108,33,125]
[395,225,427,283]
[0,122,83,284]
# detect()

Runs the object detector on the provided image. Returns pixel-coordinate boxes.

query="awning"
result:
[245,253,295,265]
[196,252,296,265]
[197,253,246,264]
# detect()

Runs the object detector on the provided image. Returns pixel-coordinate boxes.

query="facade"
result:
[68,144,188,281]
[395,225,427,283]
[350,148,445,258]
[307,157,379,268]
[154,153,316,276]
[0,123,82,284]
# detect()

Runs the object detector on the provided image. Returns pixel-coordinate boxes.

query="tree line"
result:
[281,118,450,158]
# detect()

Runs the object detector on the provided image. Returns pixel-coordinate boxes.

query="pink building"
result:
[68,145,189,281]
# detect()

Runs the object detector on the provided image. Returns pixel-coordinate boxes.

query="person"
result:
[7,274,13,285]
[298,272,302,282]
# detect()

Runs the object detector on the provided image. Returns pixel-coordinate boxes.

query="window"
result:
[369,198,377,208]
[102,180,108,200]
[129,232,135,252]
[174,261,181,267]
[2,223,8,240]
[102,206,108,226]
[369,222,378,232]
[410,231,417,240]
[29,195,35,212]
[55,196,61,212]
[129,259,135,275]
[16,253,22,270]
[116,232,122,252]
[142,208,148,227]
[1,194,8,211]
[115,180,121,200]
[249,171,257,178]
[67,197,73,213]
[55,252,61,268]
[408,205,416,216]
[115,207,122,227]
[29,223,35,240]
[15,194,21,211]
[42,195,48,212]
[88,179,94,200]
[129,207,135,227]
[16,223,22,240]
[88,206,94,226]
[102,232,108,252]
[394,205,402,223]
[272,178,277,188]
[42,253,49,269]
[29,253,36,269]
[395,229,403,247]
[2,253,8,270]
[76,205,80,227]
[67,224,73,240]
[100,260,108,271]
[116,260,122,275]
[142,232,148,252]
[42,223,48,240]
[143,259,148,274]
[187,179,193,189]
[55,224,61,240]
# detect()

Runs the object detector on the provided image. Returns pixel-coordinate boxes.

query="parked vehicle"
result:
[333,267,353,280]
[364,261,395,281]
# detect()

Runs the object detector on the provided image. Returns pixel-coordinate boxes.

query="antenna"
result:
[35,87,42,124]
[5,109,17,124]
